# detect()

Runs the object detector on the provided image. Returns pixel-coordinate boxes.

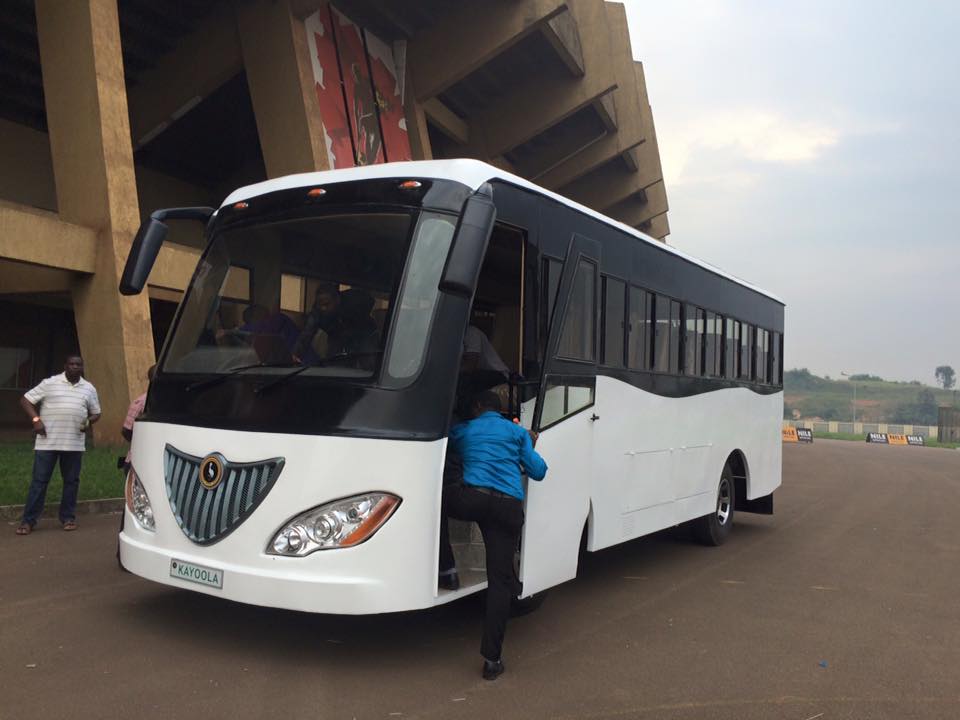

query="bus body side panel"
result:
[589,376,783,551]
[120,421,451,614]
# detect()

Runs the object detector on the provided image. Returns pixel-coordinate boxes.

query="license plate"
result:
[170,559,223,589]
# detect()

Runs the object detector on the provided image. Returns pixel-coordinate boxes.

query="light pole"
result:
[840,371,857,424]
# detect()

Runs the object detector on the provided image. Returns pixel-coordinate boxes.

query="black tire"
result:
[693,466,735,546]
[511,590,548,616]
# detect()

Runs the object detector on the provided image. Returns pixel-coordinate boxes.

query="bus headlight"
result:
[267,493,401,557]
[124,466,155,531]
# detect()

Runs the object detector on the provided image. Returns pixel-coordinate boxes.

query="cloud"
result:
[662,109,840,187]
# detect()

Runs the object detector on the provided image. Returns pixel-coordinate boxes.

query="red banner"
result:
[364,31,412,162]
[305,8,352,169]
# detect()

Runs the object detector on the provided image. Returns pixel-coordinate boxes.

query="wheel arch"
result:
[725,449,749,510]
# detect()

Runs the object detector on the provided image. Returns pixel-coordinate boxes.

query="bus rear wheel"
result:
[693,466,735,546]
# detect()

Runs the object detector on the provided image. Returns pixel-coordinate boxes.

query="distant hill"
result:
[784,369,956,424]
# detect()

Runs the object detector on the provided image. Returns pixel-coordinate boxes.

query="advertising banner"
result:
[866,432,889,444]
[782,427,798,443]
[796,428,814,443]
[906,435,925,446]
[887,434,908,446]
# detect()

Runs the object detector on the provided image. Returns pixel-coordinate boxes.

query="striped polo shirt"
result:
[24,373,101,452]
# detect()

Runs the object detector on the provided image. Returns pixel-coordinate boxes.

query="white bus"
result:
[118,159,784,613]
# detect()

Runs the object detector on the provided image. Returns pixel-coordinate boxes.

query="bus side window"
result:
[627,287,650,370]
[556,258,596,362]
[541,257,563,350]
[725,318,739,379]
[771,331,782,386]
[684,304,703,376]
[601,276,626,368]
[541,259,597,429]
[740,323,754,380]
[653,294,671,373]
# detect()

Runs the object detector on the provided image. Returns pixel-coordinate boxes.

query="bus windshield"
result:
[162,209,457,384]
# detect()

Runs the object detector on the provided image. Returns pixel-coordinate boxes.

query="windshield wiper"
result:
[254,365,311,395]
[321,350,384,365]
[185,361,301,393]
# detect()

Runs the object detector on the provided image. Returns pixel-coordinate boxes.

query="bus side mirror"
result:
[439,186,496,298]
[120,218,168,296]
[119,207,214,295]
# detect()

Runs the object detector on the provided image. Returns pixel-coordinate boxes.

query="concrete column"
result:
[237,0,330,176]
[36,0,154,446]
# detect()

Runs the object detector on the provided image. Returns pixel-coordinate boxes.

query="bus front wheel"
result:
[693,466,735,546]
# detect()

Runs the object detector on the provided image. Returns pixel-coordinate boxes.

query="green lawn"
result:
[0,443,126,506]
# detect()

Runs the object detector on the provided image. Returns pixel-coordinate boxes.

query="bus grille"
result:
[163,445,285,545]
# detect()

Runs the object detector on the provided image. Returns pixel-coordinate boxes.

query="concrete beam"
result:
[422,98,469,145]
[0,202,98,273]
[541,9,583,76]
[127,3,243,148]
[150,244,201,292]
[0,260,75,294]
[560,157,656,214]
[594,93,617,133]
[638,214,668,239]
[536,2,645,190]
[238,0,330,176]
[37,0,156,444]
[409,0,567,101]
[464,0,617,159]
[606,180,668,227]
[639,211,670,241]
[632,63,666,191]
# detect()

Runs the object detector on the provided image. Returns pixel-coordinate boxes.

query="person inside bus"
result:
[334,288,381,369]
[438,390,548,681]
[292,283,343,364]
[456,324,510,419]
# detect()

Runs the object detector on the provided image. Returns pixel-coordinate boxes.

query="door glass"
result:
[557,259,596,361]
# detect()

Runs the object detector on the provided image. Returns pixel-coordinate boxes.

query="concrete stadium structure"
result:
[0,0,669,441]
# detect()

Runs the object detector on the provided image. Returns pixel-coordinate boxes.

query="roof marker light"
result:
[233,201,249,210]
[398,180,422,190]
[307,188,327,197]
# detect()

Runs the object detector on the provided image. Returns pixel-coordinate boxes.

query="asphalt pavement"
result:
[2,439,959,719]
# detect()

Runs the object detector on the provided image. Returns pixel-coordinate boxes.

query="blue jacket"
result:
[449,412,548,500]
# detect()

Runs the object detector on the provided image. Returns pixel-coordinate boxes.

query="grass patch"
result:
[808,432,960,449]
[0,443,126,506]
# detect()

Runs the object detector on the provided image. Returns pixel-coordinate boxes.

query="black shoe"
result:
[482,659,504,681]
[438,570,460,591]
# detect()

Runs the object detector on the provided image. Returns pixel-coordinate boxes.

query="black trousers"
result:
[439,484,524,662]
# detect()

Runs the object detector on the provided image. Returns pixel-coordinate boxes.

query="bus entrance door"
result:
[520,233,600,597]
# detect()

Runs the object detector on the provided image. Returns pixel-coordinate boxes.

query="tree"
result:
[935,366,956,390]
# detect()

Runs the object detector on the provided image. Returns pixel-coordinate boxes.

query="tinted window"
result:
[725,318,739,379]
[684,305,703,376]
[601,277,626,367]
[539,376,596,429]
[669,300,681,374]
[705,311,720,377]
[653,294,671,372]
[771,331,782,386]
[628,287,650,370]
[740,323,754,380]
[557,259,596,361]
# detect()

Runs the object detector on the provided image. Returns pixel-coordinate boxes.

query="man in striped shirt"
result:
[16,355,101,535]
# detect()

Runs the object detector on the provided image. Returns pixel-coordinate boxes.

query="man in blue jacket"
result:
[439,390,548,680]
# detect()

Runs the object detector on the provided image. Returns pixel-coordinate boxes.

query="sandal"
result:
[16,523,32,536]
[62,521,78,532]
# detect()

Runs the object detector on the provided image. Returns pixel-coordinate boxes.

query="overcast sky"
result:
[622,0,960,383]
